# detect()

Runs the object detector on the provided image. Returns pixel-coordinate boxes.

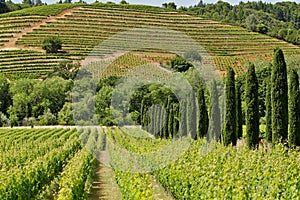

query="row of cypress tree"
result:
[223,48,300,148]
[140,48,299,148]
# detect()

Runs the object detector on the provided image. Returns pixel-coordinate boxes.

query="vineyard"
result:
[0,3,300,77]
[1,123,300,199]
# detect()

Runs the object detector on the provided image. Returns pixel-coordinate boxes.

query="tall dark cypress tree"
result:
[222,67,236,146]
[173,103,179,138]
[288,69,300,147]
[271,48,288,144]
[245,64,259,149]
[209,79,221,141]
[236,81,243,139]
[188,92,197,139]
[168,103,174,139]
[180,100,188,137]
[163,98,170,138]
[156,106,162,138]
[197,87,209,139]
[265,76,272,142]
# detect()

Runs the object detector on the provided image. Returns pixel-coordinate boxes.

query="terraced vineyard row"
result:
[0,50,71,78]
[0,127,103,199]
[1,3,300,77]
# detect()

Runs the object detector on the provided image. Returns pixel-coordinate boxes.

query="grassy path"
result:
[151,175,175,200]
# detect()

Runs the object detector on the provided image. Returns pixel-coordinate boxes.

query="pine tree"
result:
[236,81,243,139]
[271,48,288,144]
[222,67,236,146]
[245,64,259,148]
[197,87,209,139]
[188,92,197,139]
[265,77,272,142]
[209,79,221,141]
[288,69,300,147]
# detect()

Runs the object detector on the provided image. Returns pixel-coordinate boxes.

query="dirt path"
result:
[151,175,174,200]
[0,8,79,51]
[88,135,122,200]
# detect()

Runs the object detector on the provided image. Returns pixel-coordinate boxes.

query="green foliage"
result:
[50,61,80,80]
[222,67,236,146]
[209,79,221,141]
[37,108,57,125]
[187,92,197,139]
[42,36,62,53]
[265,76,272,142]
[236,81,243,139]
[187,1,300,45]
[58,102,74,125]
[245,64,259,149]
[288,69,300,147]
[156,140,300,199]
[197,87,208,139]
[169,55,193,72]
[271,48,288,144]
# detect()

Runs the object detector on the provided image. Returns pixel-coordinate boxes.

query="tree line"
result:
[129,48,299,148]
[161,1,300,46]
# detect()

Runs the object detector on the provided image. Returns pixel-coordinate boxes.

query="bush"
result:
[42,36,62,53]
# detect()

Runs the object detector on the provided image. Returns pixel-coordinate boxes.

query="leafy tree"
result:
[245,64,259,149]
[245,14,258,31]
[58,102,74,125]
[209,79,221,141]
[184,50,202,62]
[271,48,288,144]
[197,87,208,139]
[0,75,11,115]
[120,0,128,4]
[288,70,300,147]
[37,109,56,125]
[169,55,193,72]
[50,61,79,80]
[222,67,236,146]
[95,85,115,126]
[10,79,36,121]
[42,36,62,53]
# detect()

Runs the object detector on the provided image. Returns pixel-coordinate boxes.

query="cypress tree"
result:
[159,104,165,138]
[168,103,174,139]
[236,81,243,139]
[271,48,288,144]
[222,67,236,146]
[245,64,259,149]
[180,100,188,137]
[163,98,170,138]
[156,106,162,138]
[140,98,145,128]
[188,92,197,139]
[173,103,179,138]
[197,87,209,139]
[288,69,300,147]
[265,77,272,142]
[209,79,221,141]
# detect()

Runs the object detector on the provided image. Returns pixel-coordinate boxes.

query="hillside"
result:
[0,3,300,78]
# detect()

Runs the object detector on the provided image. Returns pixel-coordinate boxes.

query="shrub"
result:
[42,36,62,53]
